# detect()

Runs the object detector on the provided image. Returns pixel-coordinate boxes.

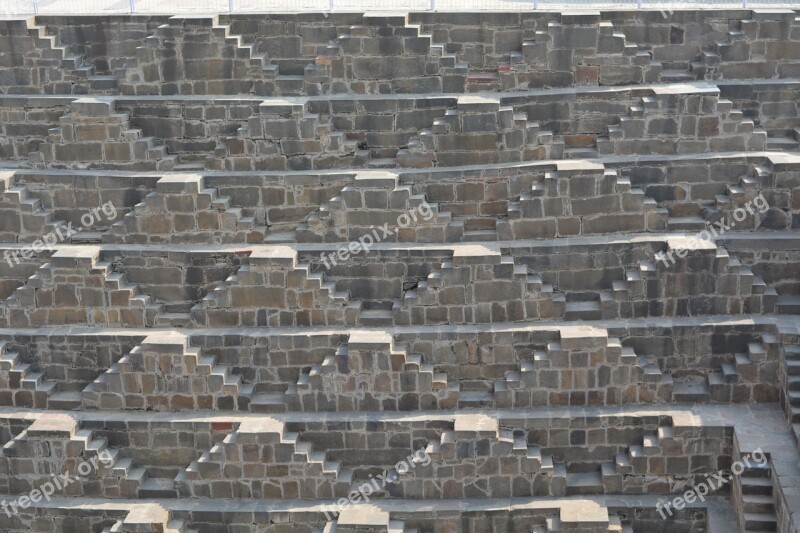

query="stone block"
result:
[70,98,114,117]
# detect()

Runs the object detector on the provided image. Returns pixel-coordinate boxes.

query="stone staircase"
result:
[105,504,197,533]
[332,13,446,95]
[0,172,66,243]
[321,506,419,533]
[670,335,778,403]
[0,339,58,407]
[596,420,677,495]
[520,12,720,86]
[518,13,658,88]
[82,332,253,411]
[250,329,686,412]
[269,24,338,95]
[706,334,779,402]
[3,11,800,97]
[1,246,162,328]
[397,95,560,168]
[125,466,180,500]
[67,423,120,466]
[296,170,457,243]
[648,48,721,84]
[0,341,93,411]
[0,414,133,496]
[192,247,361,327]
[421,414,566,497]
[601,87,767,157]
[733,459,779,533]
[219,99,363,171]
[30,97,178,170]
[653,161,771,231]
[100,259,163,326]
[783,343,800,444]
[104,452,159,500]
[765,126,800,152]
[251,331,458,413]
[124,15,291,96]
[22,18,119,94]
[277,331,456,413]
[512,12,734,89]
[692,166,773,230]
[177,417,353,499]
[275,158,784,243]
[0,414,183,502]
[714,27,749,68]
[105,173,267,245]
[210,16,327,96]
[507,162,666,239]
[610,245,773,319]
[394,246,566,325]
[460,335,647,408]
[210,19,280,84]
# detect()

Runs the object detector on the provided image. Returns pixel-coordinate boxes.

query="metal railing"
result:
[1,0,797,15]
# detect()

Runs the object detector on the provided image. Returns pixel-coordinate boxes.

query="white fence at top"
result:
[0,0,797,14]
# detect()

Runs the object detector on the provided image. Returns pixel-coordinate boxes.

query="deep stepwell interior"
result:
[0,8,798,532]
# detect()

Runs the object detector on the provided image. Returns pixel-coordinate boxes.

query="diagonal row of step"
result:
[24,19,119,93]
[0,159,783,245]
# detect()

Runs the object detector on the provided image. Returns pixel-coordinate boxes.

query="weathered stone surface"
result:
[0,11,797,533]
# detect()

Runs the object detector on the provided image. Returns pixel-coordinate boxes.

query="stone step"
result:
[48,391,82,410]
[563,147,599,159]
[70,230,104,244]
[164,520,189,533]
[457,390,494,407]
[787,390,800,407]
[565,470,604,495]
[748,342,767,362]
[21,371,46,390]
[742,494,776,515]
[673,380,709,402]
[0,349,19,371]
[461,229,497,241]
[638,362,662,382]
[466,71,499,83]
[742,512,777,531]
[667,216,707,231]
[765,137,800,151]
[358,308,392,326]
[741,476,773,496]
[249,393,287,413]
[365,158,397,169]
[88,75,119,90]
[564,300,601,321]
[721,363,739,383]
[642,434,659,454]
[137,477,178,498]
[777,295,800,314]
[743,464,771,479]
[735,352,753,369]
